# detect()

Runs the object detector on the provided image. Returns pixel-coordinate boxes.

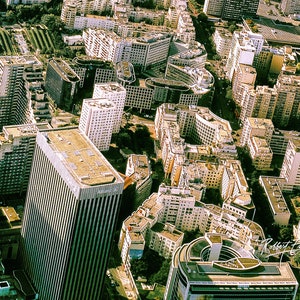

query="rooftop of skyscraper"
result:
[42,128,118,186]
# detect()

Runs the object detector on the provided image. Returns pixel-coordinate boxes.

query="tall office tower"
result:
[0,56,42,130]
[280,139,300,190]
[45,58,80,111]
[226,31,256,81]
[92,82,126,133]
[203,0,224,16]
[79,98,116,151]
[21,128,124,300]
[280,0,300,14]
[164,233,299,300]
[273,73,300,128]
[0,123,50,196]
[222,0,259,20]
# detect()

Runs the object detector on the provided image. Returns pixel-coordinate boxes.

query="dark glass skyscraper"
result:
[21,127,124,299]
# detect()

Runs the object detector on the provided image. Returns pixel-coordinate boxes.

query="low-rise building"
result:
[259,176,291,225]
[0,207,21,261]
[125,154,152,206]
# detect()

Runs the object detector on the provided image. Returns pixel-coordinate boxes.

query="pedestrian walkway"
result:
[116,266,139,300]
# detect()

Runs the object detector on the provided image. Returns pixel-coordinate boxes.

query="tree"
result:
[183,229,201,244]
[130,247,164,279]
[279,225,293,242]
[149,259,171,285]
[41,14,64,32]
[293,251,300,266]
[116,132,132,148]
[5,10,17,24]
[197,12,208,23]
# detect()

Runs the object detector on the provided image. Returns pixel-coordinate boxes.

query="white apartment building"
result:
[248,136,273,170]
[221,160,253,215]
[160,120,185,177]
[176,11,196,44]
[226,31,256,81]
[92,82,126,133]
[148,223,184,259]
[157,185,206,232]
[240,117,274,147]
[83,29,124,62]
[83,28,171,70]
[79,98,116,151]
[259,176,291,225]
[280,139,300,190]
[213,28,232,58]
[165,63,214,97]
[74,15,116,31]
[167,41,207,69]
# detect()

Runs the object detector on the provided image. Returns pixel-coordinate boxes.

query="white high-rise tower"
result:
[93,82,126,133]
[79,98,116,151]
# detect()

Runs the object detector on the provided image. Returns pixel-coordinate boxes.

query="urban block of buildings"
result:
[119,184,264,274]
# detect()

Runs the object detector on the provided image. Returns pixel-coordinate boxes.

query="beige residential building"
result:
[248,136,273,170]
[273,73,300,128]
[155,104,237,183]
[239,85,277,125]
[259,176,291,225]
[240,117,274,147]
[232,64,256,105]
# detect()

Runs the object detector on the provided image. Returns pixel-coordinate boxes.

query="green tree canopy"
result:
[41,14,64,32]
